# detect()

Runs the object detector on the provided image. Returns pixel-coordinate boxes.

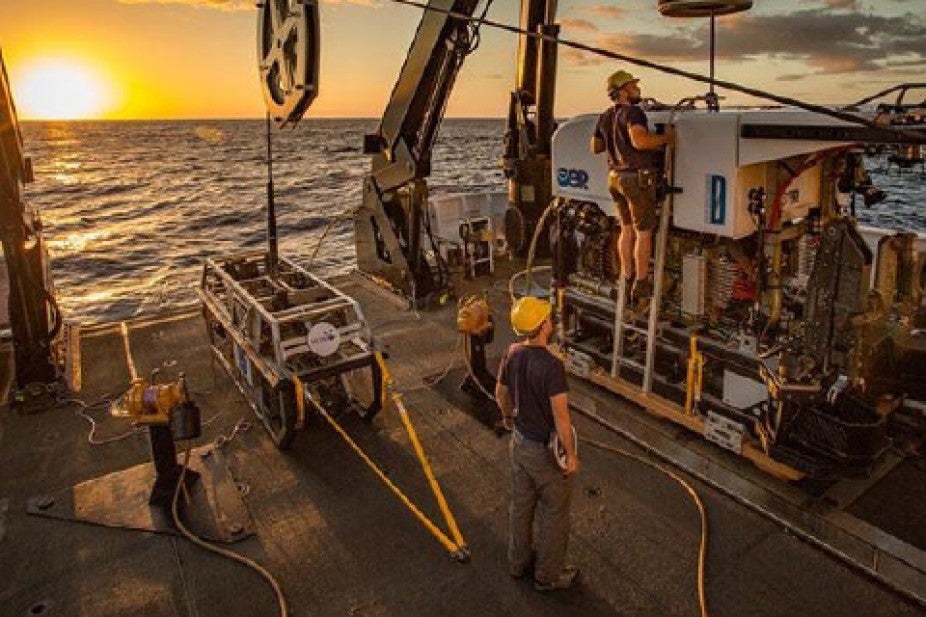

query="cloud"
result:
[562,48,601,67]
[560,18,598,32]
[825,0,860,9]
[118,0,252,10]
[584,5,626,20]
[118,0,379,8]
[562,7,926,76]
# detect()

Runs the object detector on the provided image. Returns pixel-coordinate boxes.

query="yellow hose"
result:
[579,434,708,617]
[580,435,710,617]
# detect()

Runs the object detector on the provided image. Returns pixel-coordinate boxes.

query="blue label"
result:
[556,168,589,190]
[707,174,726,225]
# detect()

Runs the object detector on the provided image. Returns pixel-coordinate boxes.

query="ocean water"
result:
[21,119,507,323]
[19,119,926,324]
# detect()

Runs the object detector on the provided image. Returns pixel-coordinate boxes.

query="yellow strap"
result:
[375,351,392,405]
[392,391,467,550]
[293,377,306,430]
[376,350,466,548]
[306,391,464,558]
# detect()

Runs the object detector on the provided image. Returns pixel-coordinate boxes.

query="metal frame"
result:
[199,251,381,446]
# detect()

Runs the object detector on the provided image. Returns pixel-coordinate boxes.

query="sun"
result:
[16,59,115,120]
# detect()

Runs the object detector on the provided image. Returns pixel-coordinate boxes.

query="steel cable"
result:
[386,0,926,144]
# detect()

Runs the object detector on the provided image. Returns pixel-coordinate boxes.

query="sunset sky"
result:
[1,0,924,120]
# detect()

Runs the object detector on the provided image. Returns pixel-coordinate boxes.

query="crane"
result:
[354,0,559,304]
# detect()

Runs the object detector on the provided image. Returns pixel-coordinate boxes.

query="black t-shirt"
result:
[497,343,569,443]
[595,104,662,171]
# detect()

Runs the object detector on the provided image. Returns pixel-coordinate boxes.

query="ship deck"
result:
[1,261,925,617]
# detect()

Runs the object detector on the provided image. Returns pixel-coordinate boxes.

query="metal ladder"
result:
[611,146,676,395]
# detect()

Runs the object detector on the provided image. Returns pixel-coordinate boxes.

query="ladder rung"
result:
[621,323,648,336]
[618,358,643,371]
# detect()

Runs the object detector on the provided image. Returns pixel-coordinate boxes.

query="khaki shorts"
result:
[608,169,659,231]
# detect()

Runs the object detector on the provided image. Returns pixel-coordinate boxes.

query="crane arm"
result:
[355,0,483,302]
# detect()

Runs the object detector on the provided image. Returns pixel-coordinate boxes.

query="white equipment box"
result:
[551,109,860,238]
[427,191,508,250]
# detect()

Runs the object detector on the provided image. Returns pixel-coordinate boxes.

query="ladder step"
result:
[621,323,648,336]
[618,358,644,371]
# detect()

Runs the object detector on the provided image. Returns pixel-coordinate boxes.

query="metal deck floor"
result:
[0,267,924,617]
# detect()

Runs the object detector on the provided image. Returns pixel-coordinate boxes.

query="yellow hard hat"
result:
[607,70,639,93]
[510,296,552,336]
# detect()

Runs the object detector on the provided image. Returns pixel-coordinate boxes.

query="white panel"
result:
[428,191,507,245]
[723,370,768,410]
[550,114,612,210]
[671,112,743,237]
[550,108,868,238]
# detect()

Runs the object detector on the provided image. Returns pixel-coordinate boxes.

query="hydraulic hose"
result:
[508,199,559,300]
[572,408,711,617]
[581,436,710,617]
[171,445,289,617]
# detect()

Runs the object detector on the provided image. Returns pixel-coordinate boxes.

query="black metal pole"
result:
[266,112,279,277]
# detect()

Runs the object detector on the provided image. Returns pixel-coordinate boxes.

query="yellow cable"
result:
[171,445,289,617]
[581,436,710,617]
[307,392,466,558]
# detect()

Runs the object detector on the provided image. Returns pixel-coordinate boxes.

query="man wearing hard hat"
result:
[496,296,579,591]
[591,70,675,309]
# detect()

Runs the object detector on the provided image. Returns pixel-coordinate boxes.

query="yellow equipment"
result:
[510,296,552,336]
[112,374,190,426]
[456,296,492,336]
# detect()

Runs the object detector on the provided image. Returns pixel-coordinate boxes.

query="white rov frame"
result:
[199,251,383,448]
[200,251,374,378]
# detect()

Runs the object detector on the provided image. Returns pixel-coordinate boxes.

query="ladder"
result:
[611,145,676,394]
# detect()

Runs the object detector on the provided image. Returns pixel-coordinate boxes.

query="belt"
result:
[611,168,657,176]
[513,428,549,447]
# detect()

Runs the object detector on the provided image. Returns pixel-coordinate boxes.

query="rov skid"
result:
[199,251,383,448]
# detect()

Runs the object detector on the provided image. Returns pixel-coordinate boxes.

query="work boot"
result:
[534,566,579,591]
[630,278,653,313]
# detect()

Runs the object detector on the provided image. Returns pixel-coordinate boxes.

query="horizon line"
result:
[20,116,510,123]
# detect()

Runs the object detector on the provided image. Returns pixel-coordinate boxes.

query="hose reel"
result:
[257,0,320,127]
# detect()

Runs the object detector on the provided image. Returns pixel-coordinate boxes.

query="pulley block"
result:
[658,0,752,18]
[257,0,320,127]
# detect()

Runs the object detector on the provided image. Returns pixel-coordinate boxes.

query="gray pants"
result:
[509,430,573,583]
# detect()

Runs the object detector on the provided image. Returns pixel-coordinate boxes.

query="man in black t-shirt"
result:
[496,296,579,591]
[591,70,675,308]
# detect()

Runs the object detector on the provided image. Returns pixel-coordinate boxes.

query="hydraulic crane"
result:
[354,0,560,303]
[0,51,60,393]
[502,0,559,257]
